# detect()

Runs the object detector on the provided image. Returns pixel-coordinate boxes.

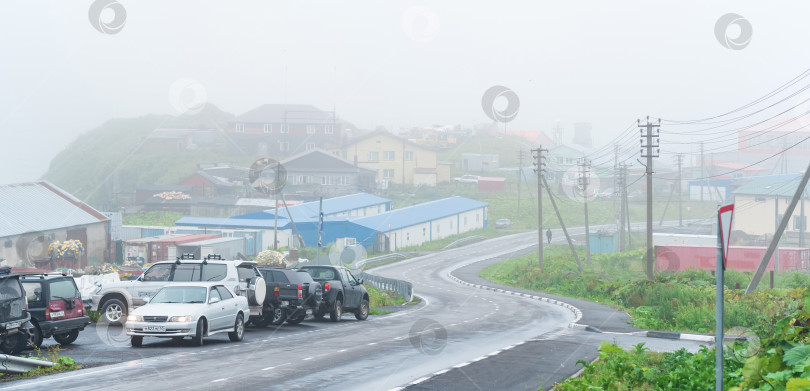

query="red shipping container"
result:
[655,245,810,273]
[477,177,506,192]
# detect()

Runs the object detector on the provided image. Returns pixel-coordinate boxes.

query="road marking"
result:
[453,362,469,368]
[412,376,430,385]
[337,348,347,352]
[368,342,377,346]
[262,366,275,371]
[211,378,227,383]
[434,368,451,375]
[302,357,313,361]
[472,356,487,362]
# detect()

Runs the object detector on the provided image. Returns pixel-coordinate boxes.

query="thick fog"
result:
[1,1,809,183]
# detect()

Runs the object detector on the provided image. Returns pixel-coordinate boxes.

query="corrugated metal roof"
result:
[233,193,391,221]
[351,196,488,231]
[178,237,245,246]
[732,174,808,197]
[176,217,289,230]
[0,181,108,238]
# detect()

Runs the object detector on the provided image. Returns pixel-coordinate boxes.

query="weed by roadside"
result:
[0,345,81,382]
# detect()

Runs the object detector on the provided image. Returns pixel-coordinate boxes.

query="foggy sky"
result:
[1,1,808,184]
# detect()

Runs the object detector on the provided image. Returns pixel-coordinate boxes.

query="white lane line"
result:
[337,348,347,352]
[434,368,451,376]
[211,378,227,383]
[412,376,431,385]
[472,356,487,362]
[368,342,377,346]
[453,362,470,368]
[302,357,313,361]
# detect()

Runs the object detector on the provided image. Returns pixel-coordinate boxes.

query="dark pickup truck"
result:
[253,267,322,326]
[300,265,369,322]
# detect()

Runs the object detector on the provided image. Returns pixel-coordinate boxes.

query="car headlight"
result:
[127,315,142,322]
[168,315,193,322]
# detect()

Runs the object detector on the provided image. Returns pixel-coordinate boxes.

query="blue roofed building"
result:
[233,193,391,221]
[351,196,488,251]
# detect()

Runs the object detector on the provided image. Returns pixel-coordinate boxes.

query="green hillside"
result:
[41,105,245,210]
[439,134,538,170]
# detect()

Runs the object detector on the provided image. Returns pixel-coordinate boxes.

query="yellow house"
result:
[336,131,442,186]
[732,175,809,245]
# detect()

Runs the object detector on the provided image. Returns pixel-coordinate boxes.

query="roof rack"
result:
[20,272,68,278]
[205,254,222,261]
[0,266,11,275]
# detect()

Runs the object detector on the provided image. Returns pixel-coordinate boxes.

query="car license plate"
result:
[281,301,289,306]
[144,325,166,332]
[6,321,20,329]
[50,311,65,318]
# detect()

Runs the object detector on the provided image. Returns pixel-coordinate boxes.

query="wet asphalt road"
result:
[4,229,708,391]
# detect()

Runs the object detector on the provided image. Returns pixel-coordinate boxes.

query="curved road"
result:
[3,228,705,390]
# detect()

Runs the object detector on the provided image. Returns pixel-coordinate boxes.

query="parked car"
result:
[299,266,369,322]
[21,273,91,347]
[495,218,512,229]
[126,283,249,347]
[0,267,34,354]
[253,267,322,326]
[90,255,266,325]
[452,175,480,183]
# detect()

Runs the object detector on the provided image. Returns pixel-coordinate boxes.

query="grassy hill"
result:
[439,134,538,170]
[41,104,246,209]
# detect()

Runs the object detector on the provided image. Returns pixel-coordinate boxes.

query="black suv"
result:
[0,267,33,354]
[253,267,322,326]
[21,273,90,347]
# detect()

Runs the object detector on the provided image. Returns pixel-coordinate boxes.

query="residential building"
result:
[279,148,377,198]
[731,174,809,244]
[0,181,110,269]
[225,104,358,156]
[334,130,444,186]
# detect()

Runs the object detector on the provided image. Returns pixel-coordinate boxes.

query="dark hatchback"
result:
[21,273,90,347]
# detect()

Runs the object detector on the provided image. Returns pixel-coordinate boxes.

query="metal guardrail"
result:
[0,354,55,374]
[356,271,413,302]
[354,253,407,270]
[443,235,486,250]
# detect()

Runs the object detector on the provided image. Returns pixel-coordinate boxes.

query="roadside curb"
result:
[645,331,716,343]
[447,272,585,329]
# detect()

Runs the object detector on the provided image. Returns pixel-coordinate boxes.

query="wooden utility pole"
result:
[618,164,627,252]
[639,117,660,280]
[517,150,524,218]
[746,163,810,293]
[532,147,547,268]
[578,158,592,267]
[542,176,583,273]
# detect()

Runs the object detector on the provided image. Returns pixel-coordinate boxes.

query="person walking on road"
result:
[546,229,552,245]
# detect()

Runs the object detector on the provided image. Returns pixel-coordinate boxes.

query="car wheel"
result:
[355,299,369,321]
[285,310,306,325]
[330,298,342,322]
[228,314,245,342]
[101,298,127,325]
[30,324,44,348]
[53,329,79,345]
[191,319,205,346]
[130,336,143,348]
[271,307,287,325]
[0,333,28,355]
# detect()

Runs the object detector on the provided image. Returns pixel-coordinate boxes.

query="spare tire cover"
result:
[248,276,266,306]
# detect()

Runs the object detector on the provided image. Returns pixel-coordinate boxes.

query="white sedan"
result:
[125,283,249,347]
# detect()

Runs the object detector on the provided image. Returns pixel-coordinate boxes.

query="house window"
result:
[263,124,272,133]
[422,227,426,236]
[235,123,245,133]
[306,125,317,134]
[368,151,379,161]
[406,232,410,241]
[404,151,414,161]
[383,151,395,161]
[755,196,766,202]
[306,143,316,150]
[794,216,807,230]
[344,238,356,246]
[476,214,480,222]
[279,142,290,151]
[280,124,290,134]
[383,169,395,179]
[324,125,334,134]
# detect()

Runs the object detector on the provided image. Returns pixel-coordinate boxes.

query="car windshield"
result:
[150,286,207,304]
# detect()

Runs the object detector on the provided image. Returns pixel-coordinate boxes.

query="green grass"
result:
[480,245,808,334]
[123,211,185,226]
[0,346,80,382]
[367,285,406,307]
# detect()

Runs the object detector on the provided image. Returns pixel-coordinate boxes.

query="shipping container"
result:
[655,245,810,273]
[123,234,186,264]
[174,237,246,260]
[147,234,221,262]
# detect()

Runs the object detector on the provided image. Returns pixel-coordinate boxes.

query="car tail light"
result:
[78,300,85,316]
[324,283,330,292]
[274,286,280,297]
[45,308,50,320]
[297,285,303,299]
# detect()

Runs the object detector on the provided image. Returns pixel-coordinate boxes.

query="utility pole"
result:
[618,163,627,252]
[775,196,780,272]
[532,147,547,269]
[517,150,524,219]
[639,116,660,280]
[624,165,633,250]
[676,154,684,227]
[700,142,705,201]
[542,176,584,273]
[578,158,592,267]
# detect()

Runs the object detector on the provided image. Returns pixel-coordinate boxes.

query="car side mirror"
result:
[143,296,150,303]
[209,297,221,304]
[357,279,363,285]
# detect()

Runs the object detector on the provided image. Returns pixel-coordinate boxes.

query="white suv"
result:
[90,256,266,324]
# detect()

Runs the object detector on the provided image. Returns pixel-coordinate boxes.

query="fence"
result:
[356,270,413,302]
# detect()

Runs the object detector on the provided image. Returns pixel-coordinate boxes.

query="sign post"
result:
[716,203,734,390]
